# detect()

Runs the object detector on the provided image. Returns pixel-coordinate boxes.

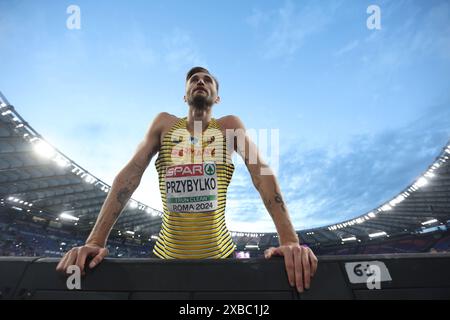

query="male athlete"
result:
[56,67,318,293]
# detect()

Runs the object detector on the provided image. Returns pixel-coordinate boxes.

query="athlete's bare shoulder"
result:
[155,112,181,146]
[216,114,245,130]
[154,112,179,123]
[156,112,179,129]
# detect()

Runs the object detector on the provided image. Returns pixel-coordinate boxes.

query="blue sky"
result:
[1,0,449,232]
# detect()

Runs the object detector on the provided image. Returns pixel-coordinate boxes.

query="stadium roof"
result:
[298,140,450,246]
[0,91,163,238]
[1,91,449,246]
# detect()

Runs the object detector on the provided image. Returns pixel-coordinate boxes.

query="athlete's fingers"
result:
[89,248,108,269]
[75,247,94,275]
[293,246,304,293]
[56,252,69,273]
[309,249,318,278]
[281,246,295,288]
[62,249,78,274]
[301,248,311,290]
[264,247,281,259]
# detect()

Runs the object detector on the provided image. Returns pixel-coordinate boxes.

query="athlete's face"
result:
[184,72,220,109]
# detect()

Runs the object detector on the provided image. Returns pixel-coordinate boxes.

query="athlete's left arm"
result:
[225,115,318,293]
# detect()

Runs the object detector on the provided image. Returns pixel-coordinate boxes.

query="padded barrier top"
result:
[0,253,449,300]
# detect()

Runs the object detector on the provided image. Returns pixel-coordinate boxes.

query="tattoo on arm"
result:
[112,185,133,220]
[117,186,132,207]
[274,191,286,213]
[111,209,122,221]
[88,181,135,245]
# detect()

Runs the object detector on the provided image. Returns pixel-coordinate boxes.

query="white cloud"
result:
[108,26,158,69]
[226,198,266,220]
[228,168,250,188]
[246,8,269,29]
[227,220,276,233]
[247,0,341,60]
[361,1,450,72]
[107,26,205,71]
[334,40,359,57]
[163,28,207,72]
[225,197,275,232]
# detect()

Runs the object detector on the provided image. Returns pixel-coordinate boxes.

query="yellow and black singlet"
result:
[153,116,237,259]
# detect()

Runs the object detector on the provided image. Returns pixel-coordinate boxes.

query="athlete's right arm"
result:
[56,112,168,275]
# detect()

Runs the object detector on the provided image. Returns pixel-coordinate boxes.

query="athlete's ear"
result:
[183,95,187,103]
[214,96,221,104]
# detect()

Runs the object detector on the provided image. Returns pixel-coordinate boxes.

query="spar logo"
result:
[166,164,203,178]
[204,163,215,176]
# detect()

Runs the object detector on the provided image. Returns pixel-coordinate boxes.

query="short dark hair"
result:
[186,66,219,92]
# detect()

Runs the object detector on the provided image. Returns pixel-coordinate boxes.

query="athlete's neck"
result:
[186,105,212,134]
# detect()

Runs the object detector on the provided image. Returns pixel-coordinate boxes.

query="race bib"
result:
[165,162,218,213]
